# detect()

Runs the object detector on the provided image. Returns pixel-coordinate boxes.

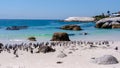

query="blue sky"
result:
[0,0,120,19]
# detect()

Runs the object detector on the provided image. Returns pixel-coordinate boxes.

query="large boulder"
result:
[51,32,70,41]
[96,17,120,29]
[6,26,28,30]
[91,55,119,65]
[38,46,55,53]
[60,25,82,31]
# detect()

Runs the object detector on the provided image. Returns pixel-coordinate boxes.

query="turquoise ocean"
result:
[0,19,120,42]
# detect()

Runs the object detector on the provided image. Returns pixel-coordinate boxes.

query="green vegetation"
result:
[93,11,111,21]
[93,15,109,21]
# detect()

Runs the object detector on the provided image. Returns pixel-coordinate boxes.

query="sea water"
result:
[0,19,120,42]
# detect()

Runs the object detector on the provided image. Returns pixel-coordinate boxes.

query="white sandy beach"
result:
[0,41,120,68]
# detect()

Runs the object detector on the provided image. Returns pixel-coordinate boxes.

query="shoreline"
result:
[0,38,119,44]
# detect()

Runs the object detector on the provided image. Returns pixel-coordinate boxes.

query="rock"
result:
[91,55,119,65]
[96,17,120,28]
[101,22,111,28]
[68,51,73,54]
[28,37,36,41]
[73,26,81,30]
[56,61,63,64]
[96,22,104,28]
[6,26,28,30]
[64,17,95,22]
[57,52,67,58]
[38,46,55,53]
[6,26,19,30]
[60,25,82,31]
[51,32,70,41]
[112,24,120,28]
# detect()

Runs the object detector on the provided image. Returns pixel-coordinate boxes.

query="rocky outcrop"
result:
[96,17,120,28]
[60,25,82,31]
[6,26,28,30]
[64,17,95,22]
[91,55,119,65]
[51,32,70,41]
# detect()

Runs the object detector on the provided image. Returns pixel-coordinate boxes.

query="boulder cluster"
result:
[60,25,82,31]
[6,26,28,30]
[96,17,120,28]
